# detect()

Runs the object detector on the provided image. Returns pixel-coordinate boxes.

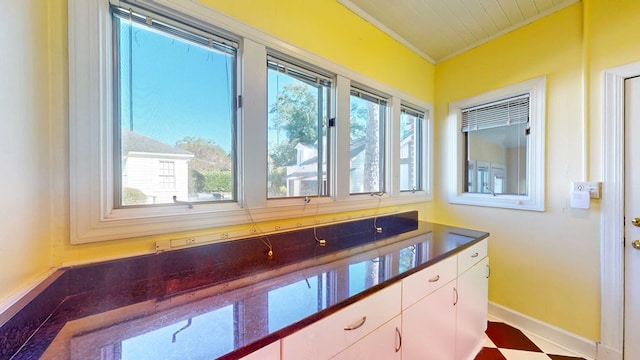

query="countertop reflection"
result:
[15,220,487,360]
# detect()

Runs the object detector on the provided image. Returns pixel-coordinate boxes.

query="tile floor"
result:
[475,320,587,360]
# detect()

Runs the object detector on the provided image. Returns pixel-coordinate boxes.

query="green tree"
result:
[204,171,232,193]
[269,83,318,167]
[176,136,231,172]
[350,101,367,140]
[175,136,232,195]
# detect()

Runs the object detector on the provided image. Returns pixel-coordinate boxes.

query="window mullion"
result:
[241,39,268,208]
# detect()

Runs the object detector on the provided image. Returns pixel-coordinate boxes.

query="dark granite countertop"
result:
[2,213,488,359]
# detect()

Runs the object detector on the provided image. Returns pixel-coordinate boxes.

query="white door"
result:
[624,76,640,359]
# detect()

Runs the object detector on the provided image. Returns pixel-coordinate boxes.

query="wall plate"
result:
[573,182,602,199]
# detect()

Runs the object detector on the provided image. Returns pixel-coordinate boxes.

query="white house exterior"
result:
[122,130,194,205]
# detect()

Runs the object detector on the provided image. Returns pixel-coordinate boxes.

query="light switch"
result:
[573,182,602,199]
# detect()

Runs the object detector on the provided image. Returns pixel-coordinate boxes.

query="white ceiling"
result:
[338,0,579,63]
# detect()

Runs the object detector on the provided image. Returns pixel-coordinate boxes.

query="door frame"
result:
[601,61,640,360]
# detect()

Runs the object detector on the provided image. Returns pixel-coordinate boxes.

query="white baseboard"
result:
[596,344,623,360]
[0,269,59,324]
[489,302,598,360]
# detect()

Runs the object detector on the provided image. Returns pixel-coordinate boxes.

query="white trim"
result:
[337,0,579,64]
[336,0,436,64]
[437,0,580,63]
[600,61,640,360]
[447,76,546,211]
[0,269,59,318]
[69,0,434,243]
[489,302,597,360]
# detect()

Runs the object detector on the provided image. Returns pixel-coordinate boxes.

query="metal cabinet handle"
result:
[395,326,402,352]
[344,316,367,331]
[486,264,491,279]
[453,287,459,306]
[471,252,479,258]
[428,275,440,282]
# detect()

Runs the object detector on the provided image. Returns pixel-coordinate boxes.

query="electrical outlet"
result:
[156,241,170,251]
[573,182,602,199]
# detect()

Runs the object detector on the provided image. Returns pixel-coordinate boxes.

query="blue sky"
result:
[118,20,235,152]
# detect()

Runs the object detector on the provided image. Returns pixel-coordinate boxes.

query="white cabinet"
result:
[401,238,489,360]
[268,238,488,360]
[281,282,401,360]
[402,279,457,359]
[330,315,402,360]
[456,256,489,360]
[239,341,280,360]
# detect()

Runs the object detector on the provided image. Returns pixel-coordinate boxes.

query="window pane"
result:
[400,108,423,192]
[465,122,527,195]
[350,91,386,194]
[267,63,330,199]
[114,14,236,207]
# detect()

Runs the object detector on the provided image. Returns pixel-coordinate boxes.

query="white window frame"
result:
[447,76,546,211]
[69,0,433,244]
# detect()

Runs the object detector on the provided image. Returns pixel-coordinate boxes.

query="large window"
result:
[448,77,545,211]
[112,6,237,207]
[69,0,432,244]
[349,87,387,194]
[267,57,331,199]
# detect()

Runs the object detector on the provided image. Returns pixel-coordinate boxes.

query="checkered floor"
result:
[475,320,587,360]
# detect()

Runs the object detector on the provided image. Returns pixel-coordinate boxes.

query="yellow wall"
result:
[6,0,640,345]
[433,3,601,339]
[0,0,54,305]
[2,0,433,304]
[586,0,640,180]
[198,0,435,102]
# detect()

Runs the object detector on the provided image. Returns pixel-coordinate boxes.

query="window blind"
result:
[350,87,388,105]
[111,5,237,55]
[401,104,425,119]
[461,93,529,132]
[267,56,333,87]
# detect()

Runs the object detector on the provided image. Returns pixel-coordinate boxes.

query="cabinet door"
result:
[402,280,456,360]
[281,283,401,360]
[239,341,280,360]
[455,257,489,360]
[330,315,402,360]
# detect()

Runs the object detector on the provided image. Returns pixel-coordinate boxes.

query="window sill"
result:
[448,192,543,212]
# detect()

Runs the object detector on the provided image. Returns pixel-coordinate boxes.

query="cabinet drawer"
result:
[330,315,402,360]
[281,282,401,360]
[239,341,280,360]
[457,238,488,274]
[402,255,456,310]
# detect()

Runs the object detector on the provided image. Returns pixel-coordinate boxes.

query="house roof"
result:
[122,130,193,156]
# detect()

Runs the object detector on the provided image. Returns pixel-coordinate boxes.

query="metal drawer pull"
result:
[344,316,367,331]
[471,252,479,258]
[453,287,459,306]
[395,327,402,352]
[428,275,440,282]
